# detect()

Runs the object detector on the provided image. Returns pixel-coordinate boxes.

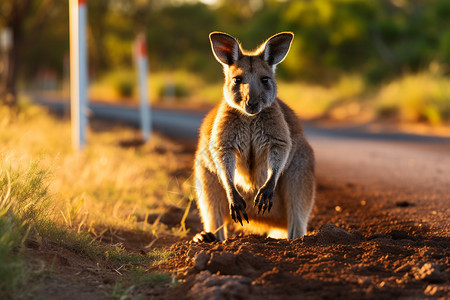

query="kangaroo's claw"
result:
[230,194,248,226]
[254,186,274,215]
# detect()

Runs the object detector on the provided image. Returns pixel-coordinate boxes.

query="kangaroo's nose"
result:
[246,98,258,108]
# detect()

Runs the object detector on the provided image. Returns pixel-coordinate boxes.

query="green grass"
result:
[130,267,172,287]
[0,159,51,297]
[108,281,136,300]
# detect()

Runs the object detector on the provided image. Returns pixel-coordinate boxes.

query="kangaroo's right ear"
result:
[209,32,242,66]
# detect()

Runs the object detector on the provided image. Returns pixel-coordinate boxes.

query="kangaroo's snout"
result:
[245,98,261,115]
[241,83,262,115]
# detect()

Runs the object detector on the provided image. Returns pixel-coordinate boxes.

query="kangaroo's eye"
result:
[261,77,270,84]
[232,77,242,85]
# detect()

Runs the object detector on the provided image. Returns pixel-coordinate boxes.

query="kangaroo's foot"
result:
[193,231,217,243]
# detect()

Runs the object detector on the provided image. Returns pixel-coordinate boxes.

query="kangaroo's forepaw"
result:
[193,231,217,243]
[254,186,274,215]
[230,195,249,226]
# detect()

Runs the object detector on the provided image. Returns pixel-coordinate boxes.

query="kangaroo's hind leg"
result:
[280,152,315,239]
[194,165,229,241]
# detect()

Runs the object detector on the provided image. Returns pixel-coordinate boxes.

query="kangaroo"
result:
[194,32,315,242]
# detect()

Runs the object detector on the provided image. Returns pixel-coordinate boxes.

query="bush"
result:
[375,72,450,125]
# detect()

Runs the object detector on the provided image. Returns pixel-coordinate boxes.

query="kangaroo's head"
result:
[210,31,293,116]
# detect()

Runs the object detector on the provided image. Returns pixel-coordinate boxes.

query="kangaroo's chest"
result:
[233,120,271,189]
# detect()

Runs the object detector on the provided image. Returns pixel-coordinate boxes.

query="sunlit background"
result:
[1,0,450,125]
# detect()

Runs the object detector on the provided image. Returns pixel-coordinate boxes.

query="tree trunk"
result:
[1,43,18,107]
[0,0,31,108]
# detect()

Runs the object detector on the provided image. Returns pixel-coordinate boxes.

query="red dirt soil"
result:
[19,140,449,300]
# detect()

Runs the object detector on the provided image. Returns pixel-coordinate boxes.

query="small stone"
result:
[314,224,359,244]
[396,201,412,207]
[424,284,449,297]
[424,285,438,296]
[389,230,412,240]
[187,245,203,258]
[414,262,445,283]
[193,251,211,271]
[211,244,223,252]
[358,277,371,286]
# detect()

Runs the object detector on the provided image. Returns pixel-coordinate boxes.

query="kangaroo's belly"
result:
[234,153,268,193]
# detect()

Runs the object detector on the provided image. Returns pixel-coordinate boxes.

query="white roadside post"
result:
[69,0,88,151]
[135,33,151,141]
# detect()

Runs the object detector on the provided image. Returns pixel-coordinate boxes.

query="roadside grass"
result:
[374,71,450,125]
[89,69,222,109]
[0,167,28,298]
[0,158,53,298]
[278,74,367,120]
[0,100,194,298]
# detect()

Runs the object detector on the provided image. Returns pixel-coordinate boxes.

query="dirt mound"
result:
[302,223,363,244]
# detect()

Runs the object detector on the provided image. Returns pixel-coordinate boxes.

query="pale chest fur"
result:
[213,103,291,193]
[234,118,270,192]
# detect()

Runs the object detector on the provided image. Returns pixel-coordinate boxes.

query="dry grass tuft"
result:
[0,99,196,297]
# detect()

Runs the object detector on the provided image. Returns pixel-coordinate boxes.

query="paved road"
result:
[34,96,450,236]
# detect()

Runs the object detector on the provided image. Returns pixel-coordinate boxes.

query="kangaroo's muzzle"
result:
[245,100,261,115]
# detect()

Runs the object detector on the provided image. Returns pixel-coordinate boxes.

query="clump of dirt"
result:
[187,271,252,300]
[302,223,363,244]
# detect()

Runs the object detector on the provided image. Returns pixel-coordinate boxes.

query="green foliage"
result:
[375,72,450,124]
[111,71,135,98]
[18,0,450,87]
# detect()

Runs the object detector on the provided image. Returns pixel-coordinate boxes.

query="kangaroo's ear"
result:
[262,32,294,67]
[209,32,242,66]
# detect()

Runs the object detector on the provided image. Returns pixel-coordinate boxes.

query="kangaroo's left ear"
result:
[262,32,294,67]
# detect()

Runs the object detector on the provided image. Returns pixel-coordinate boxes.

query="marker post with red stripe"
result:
[69,0,88,150]
[135,33,151,141]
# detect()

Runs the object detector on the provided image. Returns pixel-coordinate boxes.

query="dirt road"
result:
[311,131,450,236]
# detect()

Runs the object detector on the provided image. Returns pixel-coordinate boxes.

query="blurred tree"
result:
[1,0,449,97]
[147,2,218,76]
[0,0,59,108]
[87,0,153,75]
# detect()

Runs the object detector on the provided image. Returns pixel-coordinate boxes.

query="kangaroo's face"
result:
[224,56,275,115]
[210,32,294,116]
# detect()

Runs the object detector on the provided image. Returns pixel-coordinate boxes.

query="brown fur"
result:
[194,32,315,241]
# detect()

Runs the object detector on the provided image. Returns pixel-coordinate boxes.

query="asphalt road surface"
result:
[34,96,450,237]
